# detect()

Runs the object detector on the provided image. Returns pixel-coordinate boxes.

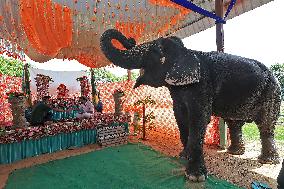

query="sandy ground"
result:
[0,127,283,189]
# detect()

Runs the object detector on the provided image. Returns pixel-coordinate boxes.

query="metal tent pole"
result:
[215,0,227,149]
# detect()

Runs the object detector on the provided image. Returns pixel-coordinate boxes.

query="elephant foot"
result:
[185,163,207,183]
[185,172,207,182]
[258,152,280,164]
[227,143,245,155]
[179,149,189,160]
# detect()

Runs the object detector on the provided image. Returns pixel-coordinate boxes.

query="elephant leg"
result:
[185,104,211,182]
[173,103,189,159]
[256,96,280,164]
[226,120,245,155]
[257,122,279,164]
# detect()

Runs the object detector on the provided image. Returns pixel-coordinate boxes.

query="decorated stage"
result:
[0,113,129,164]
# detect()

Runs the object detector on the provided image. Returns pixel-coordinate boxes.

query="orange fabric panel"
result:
[20,0,73,57]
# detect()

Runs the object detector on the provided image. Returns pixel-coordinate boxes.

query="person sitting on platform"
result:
[29,96,67,126]
[76,96,95,119]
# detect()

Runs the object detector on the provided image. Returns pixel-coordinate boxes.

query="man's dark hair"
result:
[42,96,51,102]
[79,96,88,101]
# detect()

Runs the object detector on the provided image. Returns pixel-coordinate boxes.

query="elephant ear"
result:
[165,53,201,86]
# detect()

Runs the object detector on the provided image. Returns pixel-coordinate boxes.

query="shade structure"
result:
[0,0,274,68]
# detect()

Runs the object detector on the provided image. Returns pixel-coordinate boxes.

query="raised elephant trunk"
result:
[100,29,145,70]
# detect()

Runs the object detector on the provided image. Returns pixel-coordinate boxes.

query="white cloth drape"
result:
[29,67,89,96]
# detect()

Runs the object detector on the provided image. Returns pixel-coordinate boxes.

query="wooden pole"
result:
[23,63,32,107]
[90,68,97,104]
[216,0,224,52]
[142,103,146,140]
[127,69,131,81]
[215,0,227,149]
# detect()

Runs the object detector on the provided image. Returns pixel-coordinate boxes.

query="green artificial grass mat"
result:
[5,143,242,189]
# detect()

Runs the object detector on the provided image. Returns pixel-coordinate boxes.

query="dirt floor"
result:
[0,127,283,189]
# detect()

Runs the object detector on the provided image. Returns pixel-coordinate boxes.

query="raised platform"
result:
[0,113,129,164]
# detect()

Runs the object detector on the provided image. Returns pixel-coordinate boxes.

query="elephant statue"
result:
[100,29,281,182]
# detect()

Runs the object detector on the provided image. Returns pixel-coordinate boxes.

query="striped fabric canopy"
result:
[0,0,274,68]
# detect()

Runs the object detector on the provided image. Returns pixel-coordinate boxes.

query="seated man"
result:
[29,96,66,126]
[95,100,103,113]
[76,96,95,119]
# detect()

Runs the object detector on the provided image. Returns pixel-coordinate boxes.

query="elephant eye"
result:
[160,57,166,64]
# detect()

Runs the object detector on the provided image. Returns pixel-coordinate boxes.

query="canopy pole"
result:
[216,0,225,52]
[216,0,227,149]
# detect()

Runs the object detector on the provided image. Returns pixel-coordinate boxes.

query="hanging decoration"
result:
[35,74,53,100]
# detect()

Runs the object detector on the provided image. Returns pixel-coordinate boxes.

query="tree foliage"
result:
[0,56,24,77]
[91,68,139,83]
[270,63,284,99]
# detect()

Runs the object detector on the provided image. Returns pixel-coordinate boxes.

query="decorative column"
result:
[35,74,53,101]
[113,89,124,115]
[76,76,91,98]
[8,94,28,128]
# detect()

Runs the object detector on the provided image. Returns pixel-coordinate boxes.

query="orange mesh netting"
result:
[0,77,220,145]
[97,80,220,145]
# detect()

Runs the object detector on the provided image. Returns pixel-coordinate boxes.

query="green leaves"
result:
[0,56,24,77]
[91,68,139,83]
[270,63,284,99]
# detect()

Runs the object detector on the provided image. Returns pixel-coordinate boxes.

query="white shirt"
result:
[79,100,95,114]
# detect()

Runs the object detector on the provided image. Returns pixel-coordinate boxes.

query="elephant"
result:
[100,29,281,182]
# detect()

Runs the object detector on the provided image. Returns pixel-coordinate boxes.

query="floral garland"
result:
[56,84,69,99]
[35,74,53,100]
[0,113,130,144]
[76,76,90,98]
[6,92,25,98]
[50,98,78,110]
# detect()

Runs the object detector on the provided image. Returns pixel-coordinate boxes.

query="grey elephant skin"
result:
[100,29,281,182]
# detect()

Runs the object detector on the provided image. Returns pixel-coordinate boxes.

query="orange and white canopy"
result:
[0,0,273,68]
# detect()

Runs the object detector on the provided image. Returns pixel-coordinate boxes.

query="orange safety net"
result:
[0,76,220,145]
[20,0,73,57]
[97,80,220,145]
